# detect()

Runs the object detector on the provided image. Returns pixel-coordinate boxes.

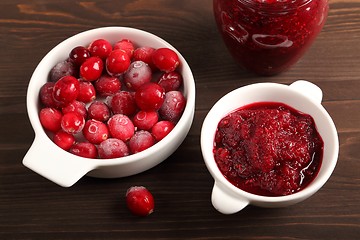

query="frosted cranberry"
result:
[151,121,174,141]
[88,101,110,122]
[124,61,152,91]
[98,138,129,159]
[77,81,96,103]
[133,46,156,70]
[158,71,183,92]
[113,39,134,58]
[88,39,112,59]
[62,100,87,118]
[61,112,85,134]
[152,48,180,72]
[110,91,137,116]
[129,130,155,154]
[49,60,78,82]
[52,76,80,107]
[70,142,98,159]
[83,119,109,144]
[53,130,75,151]
[126,186,154,216]
[39,82,59,108]
[135,83,165,111]
[159,91,186,122]
[69,46,91,66]
[133,111,158,130]
[39,108,62,132]
[95,74,121,96]
[80,56,104,81]
[107,114,135,141]
[106,49,131,76]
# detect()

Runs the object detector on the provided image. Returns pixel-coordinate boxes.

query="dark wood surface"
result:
[1,0,359,239]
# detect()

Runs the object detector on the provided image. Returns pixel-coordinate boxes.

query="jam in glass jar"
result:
[213,0,329,75]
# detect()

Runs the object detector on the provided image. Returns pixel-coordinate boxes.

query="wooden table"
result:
[1,0,359,239]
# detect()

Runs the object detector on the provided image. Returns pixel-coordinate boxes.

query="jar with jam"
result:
[213,0,329,75]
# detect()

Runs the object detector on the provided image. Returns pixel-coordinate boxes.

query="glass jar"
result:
[213,0,329,75]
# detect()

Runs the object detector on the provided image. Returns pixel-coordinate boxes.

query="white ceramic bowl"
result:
[201,80,338,214]
[23,27,196,187]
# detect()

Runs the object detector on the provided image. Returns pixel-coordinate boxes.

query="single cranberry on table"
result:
[126,186,155,217]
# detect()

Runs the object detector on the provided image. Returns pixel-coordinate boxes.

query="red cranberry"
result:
[49,60,78,82]
[151,121,174,141]
[80,56,104,81]
[62,100,87,118]
[77,81,96,103]
[39,108,62,132]
[53,130,75,150]
[88,39,112,59]
[83,119,109,144]
[157,71,183,92]
[98,138,129,159]
[52,76,80,107]
[95,74,121,96]
[109,91,137,116]
[129,130,155,154]
[152,48,180,72]
[106,49,131,76]
[113,39,135,58]
[61,112,85,134]
[133,111,158,130]
[133,46,156,70]
[124,61,152,91]
[70,142,98,159]
[69,46,91,66]
[87,101,110,122]
[39,82,59,108]
[159,91,186,122]
[135,83,165,111]
[126,186,154,216]
[107,114,135,142]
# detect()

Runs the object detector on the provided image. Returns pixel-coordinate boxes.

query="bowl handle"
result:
[23,135,96,187]
[211,181,249,214]
[289,80,323,103]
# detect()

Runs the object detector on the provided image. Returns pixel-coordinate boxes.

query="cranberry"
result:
[129,130,155,154]
[62,100,87,118]
[70,142,98,159]
[94,74,121,96]
[159,91,186,122]
[126,186,154,216]
[133,46,156,70]
[151,120,175,141]
[88,39,112,59]
[152,48,180,72]
[69,46,91,66]
[39,82,59,108]
[49,60,78,82]
[77,81,96,103]
[107,114,135,142]
[157,71,183,92]
[109,91,137,116]
[106,49,131,76]
[124,61,152,91]
[80,56,104,81]
[61,112,85,134]
[135,83,165,111]
[39,108,62,132]
[98,138,129,159]
[87,101,110,122]
[53,130,75,151]
[52,76,80,106]
[113,39,134,58]
[133,111,158,130]
[83,119,109,144]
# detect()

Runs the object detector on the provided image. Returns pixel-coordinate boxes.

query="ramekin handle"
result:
[211,181,249,214]
[23,135,95,187]
[289,80,323,103]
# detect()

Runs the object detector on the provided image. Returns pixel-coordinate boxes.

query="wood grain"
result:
[0,0,359,239]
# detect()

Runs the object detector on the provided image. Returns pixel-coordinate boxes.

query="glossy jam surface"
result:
[213,0,328,75]
[213,102,324,196]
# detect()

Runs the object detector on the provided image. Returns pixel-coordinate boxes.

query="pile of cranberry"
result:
[38,38,186,159]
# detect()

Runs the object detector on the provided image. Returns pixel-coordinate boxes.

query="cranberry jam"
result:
[213,102,324,196]
[213,0,328,75]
